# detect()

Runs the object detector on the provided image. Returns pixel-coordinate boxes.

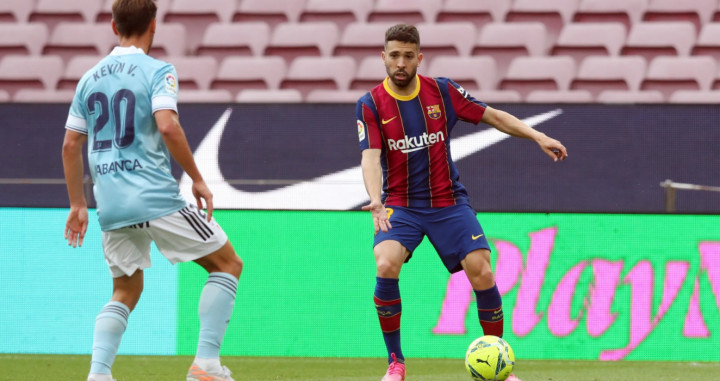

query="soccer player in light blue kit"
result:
[62,1,242,380]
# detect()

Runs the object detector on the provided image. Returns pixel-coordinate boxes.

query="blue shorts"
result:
[373,204,491,273]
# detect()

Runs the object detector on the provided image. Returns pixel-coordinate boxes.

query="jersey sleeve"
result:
[356,96,382,151]
[446,78,487,125]
[65,88,88,135]
[151,63,179,114]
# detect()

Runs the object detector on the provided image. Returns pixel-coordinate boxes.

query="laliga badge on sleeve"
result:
[165,73,178,94]
[357,119,366,141]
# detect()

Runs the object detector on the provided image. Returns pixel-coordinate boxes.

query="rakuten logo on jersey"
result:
[387,131,445,153]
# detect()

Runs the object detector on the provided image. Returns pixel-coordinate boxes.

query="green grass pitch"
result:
[1,355,718,380]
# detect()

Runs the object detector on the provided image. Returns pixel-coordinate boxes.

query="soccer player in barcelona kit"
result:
[62,1,242,380]
[356,24,568,381]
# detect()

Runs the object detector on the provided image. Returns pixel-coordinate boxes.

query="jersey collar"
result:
[383,75,421,101]
[109,46,146,56]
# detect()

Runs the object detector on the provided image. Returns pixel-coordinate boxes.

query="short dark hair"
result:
[385,24,420,48]
[112,0,157,37]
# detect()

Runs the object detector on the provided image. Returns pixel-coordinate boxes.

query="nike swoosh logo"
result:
[472,234,484,240]
[382,116,398,124]
[180,108,563,210]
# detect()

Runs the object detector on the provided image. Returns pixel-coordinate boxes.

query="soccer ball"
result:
[464,335,515,381]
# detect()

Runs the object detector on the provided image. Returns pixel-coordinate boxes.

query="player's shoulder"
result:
[356,84,380,106]
[422,75,455,87]
[357,82,389,106]
[357,90,373,106]
[138,54,176,75]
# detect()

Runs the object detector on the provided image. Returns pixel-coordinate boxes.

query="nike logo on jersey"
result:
[180,108,563,210]
[472,234,484,240]
[382,116,398,124]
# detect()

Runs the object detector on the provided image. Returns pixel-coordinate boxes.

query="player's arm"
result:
[154,109,213,220]
[481,106,568,162]
[62,129,89,247]
[361,148,391,233]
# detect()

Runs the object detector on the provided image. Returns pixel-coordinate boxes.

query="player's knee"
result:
[111,291,142,312]
[375,257,402,278]
[227,255,243,278]
[479,266,495,282]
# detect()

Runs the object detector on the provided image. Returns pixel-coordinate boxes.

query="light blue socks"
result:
[195,272,238,368]
[89,301,129,375]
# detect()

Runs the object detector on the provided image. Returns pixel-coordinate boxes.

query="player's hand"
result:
[362,200,392,234]
[192,180,214,221]
[538,135,568,162]
[64,206,88,248]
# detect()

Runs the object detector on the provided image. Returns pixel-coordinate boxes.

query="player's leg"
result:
[425,204,504,337]
[190,240,242,378]
[147,205,240,380]
[372,207,423,381]
[461,249,504,337]
[89,227,152,381]
[374,240,410,381]
[88,272,144,381]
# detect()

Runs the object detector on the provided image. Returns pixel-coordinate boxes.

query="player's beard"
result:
[388,67,417,89]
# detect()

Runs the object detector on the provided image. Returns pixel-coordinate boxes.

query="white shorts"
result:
[102,205,229,278]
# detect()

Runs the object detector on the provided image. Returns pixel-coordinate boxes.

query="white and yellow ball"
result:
[464,335,515,381]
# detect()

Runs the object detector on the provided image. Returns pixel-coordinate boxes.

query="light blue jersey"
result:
[65,46,186,231]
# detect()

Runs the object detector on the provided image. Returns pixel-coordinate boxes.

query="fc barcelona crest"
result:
[426,104,441,119]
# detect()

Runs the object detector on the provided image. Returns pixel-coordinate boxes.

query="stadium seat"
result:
[0,23,48,62]
[427,56,497,91]
[669,90,720,103]
[97,0,171,22]
[176,89,233,103]
[42,23,116,65]
[12,89,75,103]
[235,89,303,103]
[233,0,307,30]
[195,23,270,62]
[525,90,594,103]
[29,0,102,33]
[210,56,287,97]
[0,55,63,98]
[620,22,696,62]
[415,22,476,67]
[300,0,373,30]
[159,56,218,90]
[641,56,716,99]
[472,22,548,79]
[162,0,235,54]
[570,56,647,97]
[0,0,34,23]
[573,0,649,31]
[499,56,576,99]
[333,22,395,65]
[505,0,580,47]
[57,55,102,90]
[368,0,443,25]
[436,0,511,29]
[96,0,113,22]
[714,3,720,23]
[350,56,388,90]
[596,90,664,103]
[280,56,356,98]
[691,23,720,62]
[642,0,714,33]
[550,23,627,66]
[148,23,187,57]
[472,90,522,103]
[0,89,9,102]
[264,22,340,65]
[305,89,368,103]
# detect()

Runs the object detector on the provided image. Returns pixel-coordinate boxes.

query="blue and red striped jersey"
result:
[356,74,487,208]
